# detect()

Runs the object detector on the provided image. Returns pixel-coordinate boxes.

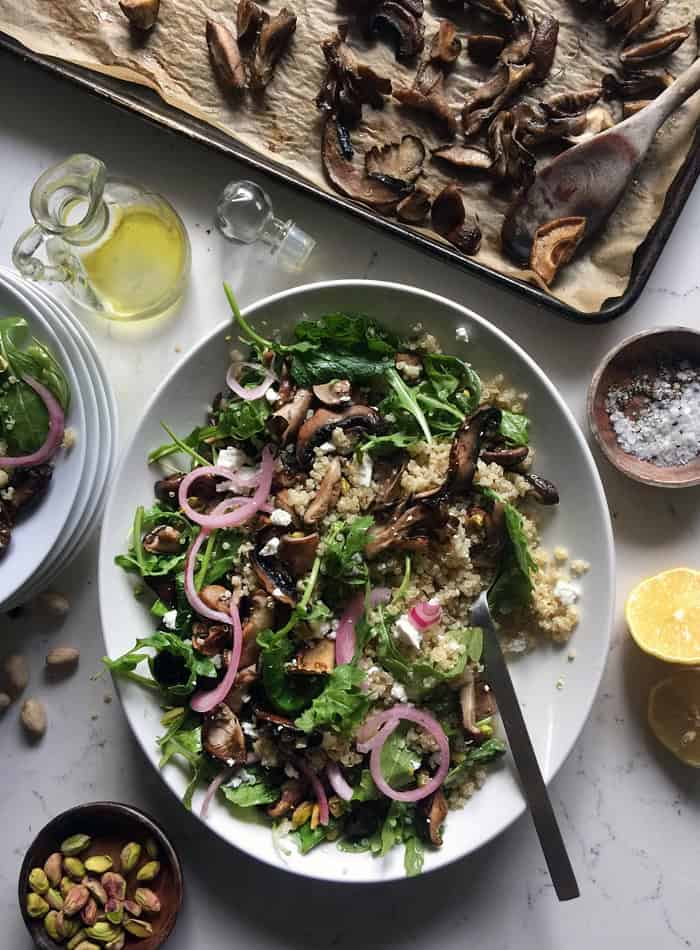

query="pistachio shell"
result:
[61,834,92,856]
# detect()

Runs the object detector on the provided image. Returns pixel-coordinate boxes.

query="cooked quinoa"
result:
[108,299,585,877]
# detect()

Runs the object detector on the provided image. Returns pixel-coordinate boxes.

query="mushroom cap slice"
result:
[462,61,534,138]
[523,472,560,505]
[431,184,482,255]
[267,388,313,444]
[529,14,559,81]
[606,0,646,32]
[471,0,514,20]
[251,540,298,605]
[119,0,160,31]
[365,135,426,193]
[429,20,462,66]
[322,120,400,214]
[467,34,505,66]
[250,7,297,89]
[294,640,336,675]
[296,405,381,467]
[529,216,587,286]
[394,63,458,138]
[624,0,667,46]
[203,704,247,763]
[419,789,448,847]
[317,30,392,128]
[620,25,690,64]
[279,532,320,576]
[312,380,353,407]
[488,110,535,186]
[240,590,274,667]
[601,68,674,99]
[237,0,263,45]
[543,87,601,118]
[432,145,493,171]
[303,457,342,525]
[369,1,425,61]
[396,187,431,223]
[206,20,246,90]
[563,104,615,145]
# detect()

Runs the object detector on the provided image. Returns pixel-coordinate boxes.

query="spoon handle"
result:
[622,54,700,151]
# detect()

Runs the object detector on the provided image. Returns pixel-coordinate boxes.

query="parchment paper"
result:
[1,0,699,313]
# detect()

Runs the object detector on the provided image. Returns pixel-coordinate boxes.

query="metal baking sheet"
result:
[2,32,699,323]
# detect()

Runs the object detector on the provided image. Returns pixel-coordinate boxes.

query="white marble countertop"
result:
[1,49,700,950]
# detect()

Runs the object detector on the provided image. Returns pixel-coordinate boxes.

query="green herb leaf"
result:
[257,627,324,716]
[499,410,529,446]
[378,726,422,790]
[403,834,425,877]
[220,767,281,807]
[114,503,194,578]
[294,664,370,735]
[293,816,339,854]
[103,632,217,700]
[351,769,380,802]
[290,350,392,387]
[480,489,537,614]
[384,367,432,443]
[444,737,507,787]
[356,432,418,457]
[319,516,374,602]
[294,312,397,355]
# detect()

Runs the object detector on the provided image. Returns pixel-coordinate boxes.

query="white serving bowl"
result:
[99,280,614,883]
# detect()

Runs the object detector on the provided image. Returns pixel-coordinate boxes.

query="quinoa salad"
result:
[106,285,587,876]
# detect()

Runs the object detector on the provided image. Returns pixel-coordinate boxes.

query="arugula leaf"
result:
[351,769,380,802]
[293,816,339,854]
[319,516,374,601]
[356,432,418,456]
[220,766,281,807]
[157,720,216,810]
[480,489,537,614]
[0,317,71,454]
[422,353,481,413]
[103,632,217,699]
[373,607,480,700]
[404,834,425,877]
[373,801,423,876]
[384,368,432,443]
[379,726,421,790]
[295,664,370,734]
[499,410,529,446]
[444,737,507,787]
[200,529,243,586]
[294,313,397,355]
[148,424,212,465]
[215,397,271,442]
[257,627,324,716]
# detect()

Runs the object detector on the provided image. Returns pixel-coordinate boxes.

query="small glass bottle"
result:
[216,180,315,272]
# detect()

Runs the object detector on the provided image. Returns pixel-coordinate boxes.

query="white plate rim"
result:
[0,274,88,604]
[99,279,615,883]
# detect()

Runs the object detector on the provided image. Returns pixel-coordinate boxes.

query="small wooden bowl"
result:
[18,801,183,950]
[588,327,700,488]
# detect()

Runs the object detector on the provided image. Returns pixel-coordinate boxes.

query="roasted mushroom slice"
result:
[142,524,183,554]
[624,0,667,47]
[462,62,534,138]
[419,789,448,846]
[480,444,529,466]
[312,380,353,407]
[267,387,313,443]
[394,63,458,138]
[459,672,481,737]
[322,119,400,213]
[529,216,587,286]
[241,591,275,666]
[316,29,392,128]
[192,621,231,657]
[523,473,559,505]
[620,25,690,64]
[7,465,53,513]
[303,458,342,525]
[488,110,535,187]
[543,87,602,118]
[237,0,264,45]
[606,0,646,33]
[279,532,320,576]
[365,503,441,559]
[431,185,482,255]
[120,0,160,31]
[467,34,505,66]
[432,145,493,172]
[622,99,651,117]
[225,665,258,714]
[429,20,462,67]
[397,187,431,223]
[251,541,298,606]
[563,105,615,145]
[372,453,408,510]
[295,639,336,674]
[145,574,176,607]
[369,2,425,61]
[365,135,426,193]
[471,0,515,19]
[602,68,673,100]
[417,407,502,504]
[250,7,297,89]
[475,499,508,564]
[296,405,380,467]
[203,704,247,763]
[199,584,233,615]
[206,20,246,90]
[528,14,559,80]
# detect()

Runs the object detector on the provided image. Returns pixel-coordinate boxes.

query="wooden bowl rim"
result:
[18,801,183,950]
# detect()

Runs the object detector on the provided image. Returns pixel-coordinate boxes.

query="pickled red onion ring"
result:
[291,756,329,826]
[0,375,65,469]
[226,361,276,401]
[178,447,274,530]
[335,587,391,666]
[326,761,353,802]
[200,765,235,819]
[190,588,243,714]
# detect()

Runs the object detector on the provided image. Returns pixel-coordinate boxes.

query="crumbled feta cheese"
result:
[211,654,223,669]
[217,446,249,470]
[553,580,579,606]
[61,428,77,450]
[327,631,336,640]
[395,615,422,650]
[265,386,279,403]
[228,772,242,785]
[284,762,300,779]
[259,536,281,557]
[390,682,408,702]
[162,609,178,630]
[270,507,292,527]
[318,441,336,454]
[455,326,470,343]
[272,587,284,599]
[396,360,422,380]
[242,721,258,738]
[1,486,15,502]
[356,453,373,487]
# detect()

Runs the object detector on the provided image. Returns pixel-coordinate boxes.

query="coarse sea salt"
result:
[605,362,700,468]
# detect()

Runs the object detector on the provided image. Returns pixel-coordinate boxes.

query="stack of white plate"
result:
[0,267,117,612]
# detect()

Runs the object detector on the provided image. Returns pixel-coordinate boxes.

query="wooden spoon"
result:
[502,54,700,263]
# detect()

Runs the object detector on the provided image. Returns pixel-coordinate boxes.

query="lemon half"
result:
[648,671,700,767]
[626,568,700,665]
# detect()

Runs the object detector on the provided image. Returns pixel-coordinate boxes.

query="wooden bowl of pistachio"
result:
[18,801,183,950]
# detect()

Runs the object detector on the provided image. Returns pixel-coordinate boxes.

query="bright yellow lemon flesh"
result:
[648,671,700,768]
[626,568,700,664]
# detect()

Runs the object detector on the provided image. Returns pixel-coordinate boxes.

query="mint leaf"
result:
[499,410,529,446]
